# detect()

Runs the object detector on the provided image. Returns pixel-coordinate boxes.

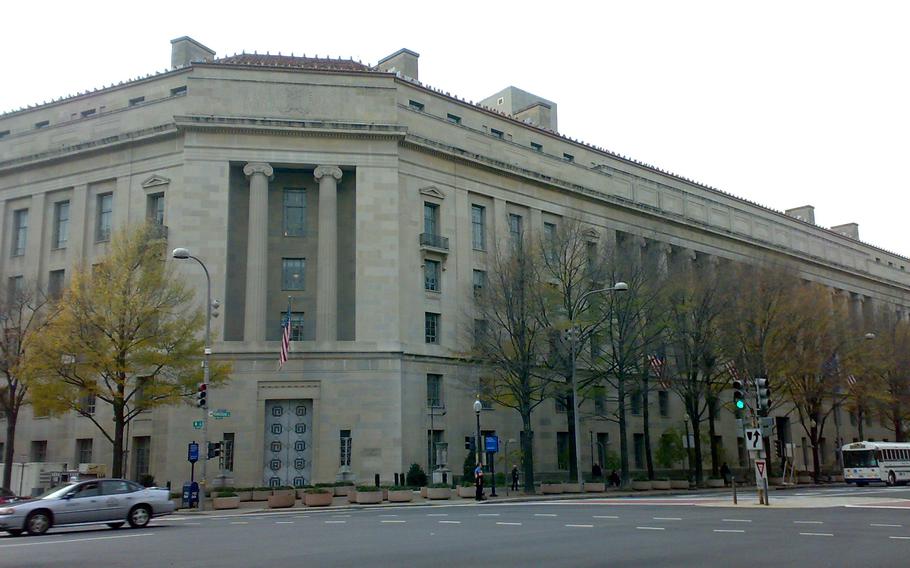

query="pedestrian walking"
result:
[720,462,732,487]
[592,463,603,480]
[511,465,520,491]
[609,470,621,487]
[475,464,485,501]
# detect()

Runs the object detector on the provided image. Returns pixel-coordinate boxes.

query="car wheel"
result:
[127,505,151,528]
[6,529,23,537]
[888,471,897,486]
[107,522,125,529]
[25,511,51,536]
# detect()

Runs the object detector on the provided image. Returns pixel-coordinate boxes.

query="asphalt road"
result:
[3,486,910,568]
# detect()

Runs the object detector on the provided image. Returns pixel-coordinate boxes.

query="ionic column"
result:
[315,165,343,342]
[243,162,273,342]
[655,242,672,280]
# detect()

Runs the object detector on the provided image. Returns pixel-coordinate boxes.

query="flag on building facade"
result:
[722,359,742,382]
[648,354,671,389]
[847,374,857,387]
[279,299,292,368]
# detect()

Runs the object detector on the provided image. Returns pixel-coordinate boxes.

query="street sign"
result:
[754,458,768,482]
[485,435,499,453]
[745,428,764,452]
[760,417,774,429]
[209,409,231,419]
[192,420,204,430]
[187,442,199,463]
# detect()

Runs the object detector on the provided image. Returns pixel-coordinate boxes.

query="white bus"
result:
[842,441,910,486]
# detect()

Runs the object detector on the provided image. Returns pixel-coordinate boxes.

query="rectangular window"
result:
[96,193,113,242]
[594,386,606,414]
[147,193,165,225]
[428,430,445,470]
[282,258,306,290]
[631,390,642,415]
[425,312,439,344]
[544,222,557,261]
[76,438,93,464]
[133,437,151,480]
[427,374,443,408]
[170,86,187,96]
[597,433,609,469]
[30,440,47,462]
[48,269,65,299]
[52,201,69,249]
[424,260,440,292]
[849,412,857,426]
[7,276,23,305]
[530,141,543,152]
[286,312,305,341]
[408,100,425,111]
[473,269,486,297]
[471,204,486,250]
[508,213,523,244]
[473,318,487,347]
[658,390,670,417]
[557,432,570,470]
[801,437,809,468]
[555,395,568,413]
[634,433,645,469]
[423,202,439,235]
[446,113,462,124]
[223,433,235,472]
[480,377,494,409]
[563,153,575,162]
[340,430,352,467]
[80,109,96,118]
[0,130,9,139]
[283,188,307,237]
[129,96,145,106]
[490,128,504,139]
[78,393,96,416]
[586,241,598,275]
[34,120,49,129]
[12,209,28,256]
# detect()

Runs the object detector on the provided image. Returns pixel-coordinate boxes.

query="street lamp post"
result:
[834,332,876,468]
[473,398,483,498]
[567,282,628,491]
[173,248,213,508]
[683,414,691,485]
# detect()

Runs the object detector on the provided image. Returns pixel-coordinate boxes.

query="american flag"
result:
[847,374,858,387]
[723,360,742,382]
[648,354,671,389]
[279,299,292,368]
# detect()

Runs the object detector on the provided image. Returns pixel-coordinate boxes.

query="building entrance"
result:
[263,399,313,487]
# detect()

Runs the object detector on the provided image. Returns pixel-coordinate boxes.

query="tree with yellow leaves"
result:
[24,223,230,478]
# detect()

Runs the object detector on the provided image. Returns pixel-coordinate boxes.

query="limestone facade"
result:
[1,37,909,490]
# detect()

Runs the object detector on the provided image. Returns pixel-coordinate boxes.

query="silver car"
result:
[0,479,175,536]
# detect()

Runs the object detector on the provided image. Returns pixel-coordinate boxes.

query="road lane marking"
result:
[565,524,594,528]
[275,521,294,524]
[872,524,903,528]
[294,516,310,519]
[438,520,461,524]
[325,520,346,524]
[799,532,833,537]
[230,522,248,525]
[381,520,406,524]
[0,533,155,549]
[714,529,745,533]
[793,521,824,524]
[594,515,619,519]
[722,519,752,523]
[653,517,682,521]
[496,522,523,526]
[183,522,201,526]
[534,514,558,517]
[636,527,665,531]
[478,513,500,517]
[889,536,910,540]
[332,514,351,518]
[379,514,398,517]
[427,514,448,517]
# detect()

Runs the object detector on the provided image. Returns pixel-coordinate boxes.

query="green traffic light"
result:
[735,400,745,409]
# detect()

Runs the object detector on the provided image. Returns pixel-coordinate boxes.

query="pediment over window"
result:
[419,185,446,200]
[582,228,600,240]
[141,174,171,188]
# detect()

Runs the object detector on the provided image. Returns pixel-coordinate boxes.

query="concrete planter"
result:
[348,491,358,504]
[706,478,725,488]
[563,483,581,493]
[334,486,353,497]
[387,490,414,503]
[251,490,271,501]
[355,490,383,504]
[541,483,564,494]
[831,474,844,482]
[585,482,606,492]
[769,477,784,486]
[420,487,428,498]
[273,489,296,498]
[670,480,690,489]
[267,493,296,508]
[237,490,253,502]
[382,488,389,501]
[296,488,308,500]
[427,487,451,500]
[457,486,476,498]
[631,481,652,491]
[213,496,240,510]
[304,492,334,507]
[652,480,671,490]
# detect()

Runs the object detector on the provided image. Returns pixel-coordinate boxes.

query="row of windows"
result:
[881,448,910,462]
[428,201,528,252]
[406,99,575,162]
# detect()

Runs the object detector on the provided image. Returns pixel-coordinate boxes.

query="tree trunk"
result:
[893,404,904,442]
[810,421,821,483]
[520,412,535,493]
[707,397,719,478]
[690,405,704,485]
[642,378,654,480]
[857,407,865,441]
[566,392,578,481]
[112,404,126,478]
[618,378,630,487]
[2,411,17,491]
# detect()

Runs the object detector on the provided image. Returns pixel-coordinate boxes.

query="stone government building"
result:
[1,36,908,490]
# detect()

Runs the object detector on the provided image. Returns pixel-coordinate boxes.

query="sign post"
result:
[485,436,499,497]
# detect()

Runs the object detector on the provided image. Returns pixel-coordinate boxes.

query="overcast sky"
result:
[3,1,907,257]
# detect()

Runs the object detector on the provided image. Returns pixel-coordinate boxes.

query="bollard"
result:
[732,476,737,505]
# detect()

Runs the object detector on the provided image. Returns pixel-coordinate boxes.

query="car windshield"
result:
[37,483,78,500]
[843,450,878,468]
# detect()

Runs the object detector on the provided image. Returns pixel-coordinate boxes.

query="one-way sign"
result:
[745,428,764,452]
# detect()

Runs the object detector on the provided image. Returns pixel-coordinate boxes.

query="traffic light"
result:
[732,379,746,410]
[196,383,207,408]
[756,378,771,412]
[207,441,222,460]
[465,437,475,452]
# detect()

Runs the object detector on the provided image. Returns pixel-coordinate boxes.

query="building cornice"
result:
[173,115,407,140]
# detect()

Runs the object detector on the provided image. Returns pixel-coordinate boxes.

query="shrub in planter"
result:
[272,486,296,498]
[670,479,690,489]
[296,485,313,499]
[426,483,451,500]
[333,482,355,497]
[631,476,651,491]
[406,463,428,488]
[563,482,582,493]
[457,483,476,498]
[234,487,254,502]
[213,490,240,510]
[355,486,383,504]
[387,486,414,502]
[651,478,671,490]
[267,492,296,508]
[304,488,333,507]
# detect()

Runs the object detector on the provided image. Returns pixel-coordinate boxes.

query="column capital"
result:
[243,162,274,179]
[314,165,343,182]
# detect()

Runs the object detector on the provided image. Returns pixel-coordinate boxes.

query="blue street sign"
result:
[485,435,499,453]
[188,442,199,463]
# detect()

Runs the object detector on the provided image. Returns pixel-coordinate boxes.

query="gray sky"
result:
[3,1,907,256]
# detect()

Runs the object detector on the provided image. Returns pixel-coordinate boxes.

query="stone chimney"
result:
[170,36,215,70]
[831,222,859,240]
[479,86,558,131]
[785,205,815,224]
[377,48,420,81]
